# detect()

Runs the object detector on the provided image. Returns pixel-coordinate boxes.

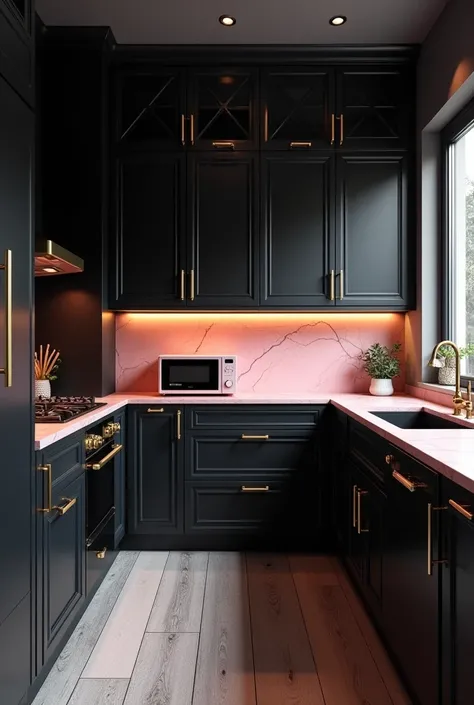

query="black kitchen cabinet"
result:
[261,67,334,150]
[110,151,186,310]
[114,410,126,546]
[127,406,184,535]
[260,152,334,307]
[441,479,474,705]
[188,152,259,307]
[0,0,34,105]
[336,152,412,309]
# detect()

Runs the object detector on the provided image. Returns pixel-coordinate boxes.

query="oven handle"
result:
[86,444,123,471]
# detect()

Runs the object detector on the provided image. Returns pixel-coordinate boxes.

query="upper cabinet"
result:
[0,0,34,105]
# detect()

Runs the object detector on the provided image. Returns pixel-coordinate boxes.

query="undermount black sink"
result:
[369,410,467,430]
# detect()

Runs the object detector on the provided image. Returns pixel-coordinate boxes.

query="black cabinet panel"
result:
[261,67,334,150]
[0,1,33,105]
[187,405,321,430]
[111,152,186,309]
[260,152,334,307]
[188,152,258,307]
[128,406,184,534]
[336,153,411,308]
[41,431,84,484]
[0,593,30,705]
[114,410,126,545]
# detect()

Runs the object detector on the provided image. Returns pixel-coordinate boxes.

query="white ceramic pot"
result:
[35,379,51,399]
[369,378,394,396]
[438,357,456,386]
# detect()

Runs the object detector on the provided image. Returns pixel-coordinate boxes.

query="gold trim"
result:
[339,269,344,300]
[329,270,335,301]
[449,499,473,520]
[190,114,195,145]
[330,113,335,145]
[96,548,107,559]
[427,503,432,576]
[181,114,185,146]
[241,434,269,440]
[147,407,164,413]
[352,484,357,528]
[38,464,52,513]
[290,141,312,148]
[53,497,76,516]
[339,113,344,145]
[177,409,182,440]
[86,444,123,471]
[190,269,195,301]
[392,469,427,493]
[0,249,12,386]
[212,141,235,149]
[241,486,270,492]
[180,270,185,301]
[357,489,369,534]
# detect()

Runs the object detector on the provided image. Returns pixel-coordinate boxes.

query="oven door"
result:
[85,441,122,541]
[160,357,220,393]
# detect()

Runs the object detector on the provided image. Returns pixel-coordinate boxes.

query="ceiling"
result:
[36,0,449,45]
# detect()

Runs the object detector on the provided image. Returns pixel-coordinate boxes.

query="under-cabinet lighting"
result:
[329,15,347,26]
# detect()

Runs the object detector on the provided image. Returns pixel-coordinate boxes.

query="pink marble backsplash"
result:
[115,313,405,394]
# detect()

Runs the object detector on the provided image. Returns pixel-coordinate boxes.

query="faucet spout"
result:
[428,340,463,415]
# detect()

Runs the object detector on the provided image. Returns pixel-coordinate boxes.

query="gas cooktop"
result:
[35,396,107,423]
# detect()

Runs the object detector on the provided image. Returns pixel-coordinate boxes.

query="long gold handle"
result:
[96,548,107,559]
[241,434,269,440]
[190,269,195,301]
[264,107,269,143]
[392,470,416,492]
[329,270,335,301]
[427,503,432,576]
[339,269,344,300]
[190,114,195,145]
[449,499,473,520]
[339,113,344,145]
[181,114,185,146]
[241,486,270,492]
[176,409,181,440]
[38,464,52,513]
[53,497,77,516]
[212,141,235,149]
[330,113,335,145]
[0,249,12,387]
[147,407,164,413]
[86,444,123,471]
[180,269,185,301]
[357,489,369,534]
[289,141,312,148]
[352,484,357,528]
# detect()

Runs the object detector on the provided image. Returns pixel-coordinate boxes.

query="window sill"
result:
[416,382,455,396]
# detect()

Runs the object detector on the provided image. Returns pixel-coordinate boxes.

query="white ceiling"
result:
[36,0,448,45]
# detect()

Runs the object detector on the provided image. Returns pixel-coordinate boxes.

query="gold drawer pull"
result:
[96,547,107,559]
[449,499,473,520]
[180,269,185,301]
[241,486,270,492]
[212,141,235,149]
[177,409,182,440]
[289,141,312,148]
[0,249,12,387]
[54,497,76,516]
[392,469,427,492]
[352,484,357,528]
[241,434,269,440]
[148,407,164,413]
[357,489,369,534]
[38,463,52,513]
[86,444,123,471]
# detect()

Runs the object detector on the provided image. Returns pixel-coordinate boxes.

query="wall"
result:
[115,313,405,394]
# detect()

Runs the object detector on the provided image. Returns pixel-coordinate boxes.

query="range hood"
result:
[35,240,84,277]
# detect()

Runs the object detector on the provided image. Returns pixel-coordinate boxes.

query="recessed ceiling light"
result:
[219,15,236,26]
[329,15,347,26]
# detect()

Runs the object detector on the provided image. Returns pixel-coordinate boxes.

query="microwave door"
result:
[161,358,220,392]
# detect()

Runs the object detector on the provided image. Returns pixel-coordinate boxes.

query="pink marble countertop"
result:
[35,392,474,494]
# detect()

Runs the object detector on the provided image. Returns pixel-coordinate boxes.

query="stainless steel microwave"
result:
[159,355,237,395]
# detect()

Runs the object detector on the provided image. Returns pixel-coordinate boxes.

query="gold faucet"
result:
[428,340,473,417]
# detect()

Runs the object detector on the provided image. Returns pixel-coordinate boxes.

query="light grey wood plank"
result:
[123,633,198,705]
[68,679,129,705]
[147,552,208,633]
[192,553,256,705]
[247,553,325,705]
[289,554,340,585]
[330,558,412,705]
[83,551,169,679]
[293,567,394,705]
[32,551,140,705]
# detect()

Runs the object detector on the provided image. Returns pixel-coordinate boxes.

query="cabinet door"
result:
[128,406,184,534]
[110,152,186,310]
[188,68,258,150]
[114,410,126,546]
[384,451,439,705]
[188,152,258,307]
[36,472,86,670]
[346,462,368,588]
[0,1,34,106]
[336,153,412,309]
[260,153,335,307]
[441,480,474,705]
[363,472,386,623]
[261,67,334,150]
[337,67,412,150]
[115,68,185,149]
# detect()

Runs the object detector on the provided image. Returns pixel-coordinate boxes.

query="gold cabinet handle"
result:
[449,499,473,520]
[329,270,335,301]
[38,463,52,513]
[96,547,107,559]
[357,489,369,534]
[181,114,186,146]
[180,269,185,301]
[0,249,12,387]
[385,454,394,465]
[190,114,195,145]
[264,107,269,142]
[190,269,195,301]
[289,141,312,148]
[212,141,235,149]
[53,497,77,516]
[86,444,123,471]
[148,407,164,413]
[241,486,270,492]
[352,484,357,528]
[427,503,432,576]
[330,113,335,145]
[338,269,344,300]
[176,409,181,440]
[338,113,344,145]
[241,434,269,440]
[392,469,427,492]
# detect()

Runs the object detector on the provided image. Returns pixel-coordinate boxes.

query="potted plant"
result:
[436,343,474,385]
[361,342,402,396]
[34,344,60,399]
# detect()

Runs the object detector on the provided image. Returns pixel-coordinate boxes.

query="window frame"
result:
[441,98,474,385]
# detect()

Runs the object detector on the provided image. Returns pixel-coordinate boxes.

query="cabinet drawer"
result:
[185,481,290,533]
[185,432,316,479]
[187,405,322,431]
[40,431,84,484]
[348,420,387,484]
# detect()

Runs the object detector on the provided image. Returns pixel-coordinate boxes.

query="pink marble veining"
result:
[115,313,406,394]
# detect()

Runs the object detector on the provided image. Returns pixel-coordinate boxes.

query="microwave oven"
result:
[159,355,237,395]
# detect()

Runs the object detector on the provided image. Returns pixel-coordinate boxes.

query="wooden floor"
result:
[33,552,412,705]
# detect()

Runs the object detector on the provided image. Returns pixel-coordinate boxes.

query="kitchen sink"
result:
[369,410,467,430]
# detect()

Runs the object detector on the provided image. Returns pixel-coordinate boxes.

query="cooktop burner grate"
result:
[35,396,107,423]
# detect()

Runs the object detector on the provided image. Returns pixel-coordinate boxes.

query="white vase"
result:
[438,357,456,386]
[35,379,51,399]
[369,378,394,396]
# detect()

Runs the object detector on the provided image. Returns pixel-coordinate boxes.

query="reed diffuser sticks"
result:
[35,344,60,380]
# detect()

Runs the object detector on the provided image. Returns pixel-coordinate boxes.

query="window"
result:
[442,101,474,378]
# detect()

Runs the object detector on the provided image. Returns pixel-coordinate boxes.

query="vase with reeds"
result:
[34,344,60,399]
